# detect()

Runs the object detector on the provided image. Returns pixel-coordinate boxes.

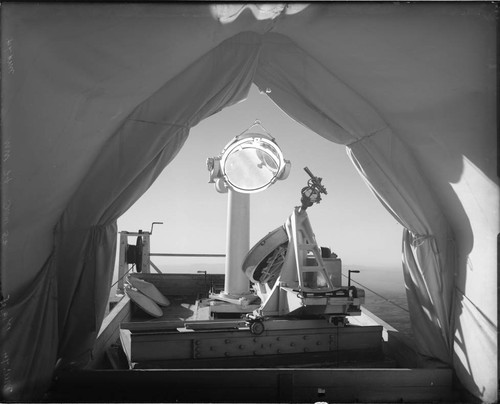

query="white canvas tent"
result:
[0,3,497,402]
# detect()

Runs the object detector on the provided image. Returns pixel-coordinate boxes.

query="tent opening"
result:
[112,84,408,334]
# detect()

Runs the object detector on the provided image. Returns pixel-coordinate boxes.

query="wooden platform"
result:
[119,273,388,370]
[120,321,385,368]
[67,273,457,403]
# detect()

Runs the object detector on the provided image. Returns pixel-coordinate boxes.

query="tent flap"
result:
[1,257,58,401]
[3,30,262,399]
[256,33,455,364]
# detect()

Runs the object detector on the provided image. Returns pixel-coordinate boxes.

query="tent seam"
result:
[346,126,388,147]
[126,118,189,129]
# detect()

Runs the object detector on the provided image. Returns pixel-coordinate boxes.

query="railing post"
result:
[140,233,150,273]
[117,232,128,295]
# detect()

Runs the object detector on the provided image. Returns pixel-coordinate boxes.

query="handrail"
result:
[117,252,226,294]
[150,253,226,257]
[342,273,409,314]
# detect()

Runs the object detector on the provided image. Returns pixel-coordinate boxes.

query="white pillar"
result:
[224,189,250,296]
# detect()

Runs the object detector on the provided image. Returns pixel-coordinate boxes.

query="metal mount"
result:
[300,167,327,210]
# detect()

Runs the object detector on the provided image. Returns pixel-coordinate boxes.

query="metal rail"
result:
[150,253,225,257]
[117,252,226,294]
[342,273,409,313]
[148,254,225,275]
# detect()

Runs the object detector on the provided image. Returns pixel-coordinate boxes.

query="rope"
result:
[111,264,135,289]
[342,273,410,313]
[237,119,274,139]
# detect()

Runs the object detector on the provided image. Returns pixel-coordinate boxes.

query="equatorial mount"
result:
[300,167,328,210]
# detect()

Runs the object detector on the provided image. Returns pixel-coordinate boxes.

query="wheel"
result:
[250,320,265,335]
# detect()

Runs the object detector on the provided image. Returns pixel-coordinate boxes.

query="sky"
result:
[117,84,403,274]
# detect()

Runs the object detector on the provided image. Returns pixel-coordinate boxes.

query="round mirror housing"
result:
[217,133,290,193]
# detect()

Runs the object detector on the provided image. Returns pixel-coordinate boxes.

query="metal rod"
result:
[150,221,164,234]
[348,270,360,289]
[149,253,226,257]
[342,273,409,313]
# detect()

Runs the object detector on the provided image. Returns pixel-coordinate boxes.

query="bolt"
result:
[225,339,230,344]
[239,345,245,349]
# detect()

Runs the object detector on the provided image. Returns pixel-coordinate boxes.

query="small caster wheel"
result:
[250,320,265,335]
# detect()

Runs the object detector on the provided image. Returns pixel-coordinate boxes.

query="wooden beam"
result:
[89,296,131,368]
[49,368,454,403]
[149,259,162,274]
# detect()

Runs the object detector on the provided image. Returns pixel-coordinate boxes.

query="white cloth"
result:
[1,3,496,402]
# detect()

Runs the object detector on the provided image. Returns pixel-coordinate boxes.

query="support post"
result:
[117,232,128,295]
[223,189,250,296]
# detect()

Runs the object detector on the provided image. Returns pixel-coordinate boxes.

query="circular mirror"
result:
[220,133,288,193]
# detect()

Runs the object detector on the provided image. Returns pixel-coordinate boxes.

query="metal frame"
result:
[255,207,364,319]
[117,231,151,294]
